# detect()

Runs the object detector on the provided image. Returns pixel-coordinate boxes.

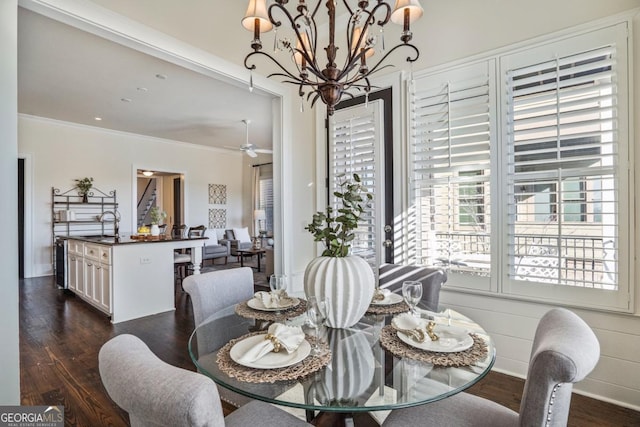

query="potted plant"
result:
[75,177,94,203]
[148,206,167,236]
[303,173,375,328]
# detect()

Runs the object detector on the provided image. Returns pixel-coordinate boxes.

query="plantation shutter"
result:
[328,101,383,267]
[409,61,495,287]
[504,29,623,292]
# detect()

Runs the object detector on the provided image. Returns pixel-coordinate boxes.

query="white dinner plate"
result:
[247,297,300,312]
[230,334,311,369]
[397,324,474,353]
[371,293,404,306]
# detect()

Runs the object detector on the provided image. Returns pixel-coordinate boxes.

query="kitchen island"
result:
[64,234,206,323]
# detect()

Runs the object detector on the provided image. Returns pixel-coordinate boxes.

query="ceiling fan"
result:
[227,119,273,158]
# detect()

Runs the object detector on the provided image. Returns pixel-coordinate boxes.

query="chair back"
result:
[183,268,254,356]
[378,264,447,312]
[99,334,225,427]
[519,308,600,426]
[172,224,187,239]
[189,225,207,238]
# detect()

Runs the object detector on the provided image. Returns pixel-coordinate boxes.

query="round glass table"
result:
[188,301,495,421]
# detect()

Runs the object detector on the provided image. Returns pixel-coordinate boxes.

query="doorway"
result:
[18,158,24,279]
[328,88,395,268]
[136,170,184,232]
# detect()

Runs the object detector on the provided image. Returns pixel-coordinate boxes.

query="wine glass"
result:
[306,296,328,355]
[269,274,287,313]
[402,281,423,317]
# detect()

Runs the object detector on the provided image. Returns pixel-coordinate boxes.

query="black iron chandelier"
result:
[242,0,424,115]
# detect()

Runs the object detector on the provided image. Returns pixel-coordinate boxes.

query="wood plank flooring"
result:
[19,273,640,426]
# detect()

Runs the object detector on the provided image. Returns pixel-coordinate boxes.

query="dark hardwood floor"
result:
[19,273,640,426]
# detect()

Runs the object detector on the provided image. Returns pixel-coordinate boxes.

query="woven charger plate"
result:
[366,301,410,316]
[217,331,331,383]
[379,325,488,367]
[235,298,308,321]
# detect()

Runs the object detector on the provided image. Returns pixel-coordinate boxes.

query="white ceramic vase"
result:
[304,255,375,328]
[150,224,160,236]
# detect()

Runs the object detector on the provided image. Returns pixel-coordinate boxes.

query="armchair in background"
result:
[202,229,230,265]
[224,227,252,260]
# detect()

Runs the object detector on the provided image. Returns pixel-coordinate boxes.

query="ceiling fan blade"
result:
[245,149,258,158]
[253,148,273,154]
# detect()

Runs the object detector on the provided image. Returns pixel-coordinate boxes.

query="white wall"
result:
[0,0,20,404]
[19,115,246,277]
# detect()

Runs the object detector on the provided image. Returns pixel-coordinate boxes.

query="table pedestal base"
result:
[311,411,380,427]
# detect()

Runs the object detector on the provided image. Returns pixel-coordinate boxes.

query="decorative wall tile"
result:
[209,184,227,204]
[209,208,226,229]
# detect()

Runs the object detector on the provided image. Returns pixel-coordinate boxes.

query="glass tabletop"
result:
[188,302,495,413]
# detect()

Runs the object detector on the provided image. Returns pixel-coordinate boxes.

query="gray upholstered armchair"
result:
[202,229,229,265]
[224,228,252,259]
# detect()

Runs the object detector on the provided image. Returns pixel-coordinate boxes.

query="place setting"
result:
[235,274,308,321]
[218,295,332,384]
[365,286,411,316]
[379,282,488,367]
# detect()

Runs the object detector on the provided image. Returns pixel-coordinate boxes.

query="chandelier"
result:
[242,0,423,115]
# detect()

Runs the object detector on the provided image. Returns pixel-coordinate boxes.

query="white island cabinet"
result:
[66,236,205,323]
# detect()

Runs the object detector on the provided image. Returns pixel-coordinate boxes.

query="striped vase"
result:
[303,255,375,328]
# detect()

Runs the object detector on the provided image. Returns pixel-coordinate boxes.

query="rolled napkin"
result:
[238,323,305,363]
[253,290,288,308]
[372,288,391,302]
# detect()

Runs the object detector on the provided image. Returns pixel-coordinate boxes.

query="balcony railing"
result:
[428,232,615,288]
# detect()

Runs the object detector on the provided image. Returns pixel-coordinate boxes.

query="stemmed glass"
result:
[402,281,423,317]
[306,296,328,355]
[269,274,287,313]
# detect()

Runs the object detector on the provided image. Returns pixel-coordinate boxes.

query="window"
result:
[257,165,274,233]
[409,22,631,310]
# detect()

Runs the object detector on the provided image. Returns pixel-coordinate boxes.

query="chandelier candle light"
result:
[242,0,424,115]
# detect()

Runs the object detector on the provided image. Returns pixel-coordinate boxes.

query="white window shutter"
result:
[409,61,496,289]
[328,101,384,268]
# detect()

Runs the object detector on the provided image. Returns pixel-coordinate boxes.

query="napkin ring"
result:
[264,334,282,353]
[426,321,439,341]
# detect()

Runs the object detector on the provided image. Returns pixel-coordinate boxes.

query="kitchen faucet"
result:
[99,210,121,241]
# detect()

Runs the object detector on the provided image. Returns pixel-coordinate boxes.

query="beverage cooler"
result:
[55,237,67,288]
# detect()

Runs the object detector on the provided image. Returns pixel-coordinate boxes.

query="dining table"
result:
[188,295,496,426]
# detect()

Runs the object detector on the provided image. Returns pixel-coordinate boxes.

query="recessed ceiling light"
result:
[137,87,148,92]
[142,171,154,177]
[155,74,167,80]
[94,117,102,121]
[121,97,132,103]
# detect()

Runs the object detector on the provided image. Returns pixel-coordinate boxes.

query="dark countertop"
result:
[61,234,207,246]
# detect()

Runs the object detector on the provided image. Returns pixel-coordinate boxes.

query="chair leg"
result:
[224,256,227,265]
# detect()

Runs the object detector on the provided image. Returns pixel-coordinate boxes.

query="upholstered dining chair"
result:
[183,268,255,408]
[99,334,311,427]
[378,263,447,312]
[382,308,600,427]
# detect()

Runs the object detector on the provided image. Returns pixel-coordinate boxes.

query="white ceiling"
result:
[17,8,275,153]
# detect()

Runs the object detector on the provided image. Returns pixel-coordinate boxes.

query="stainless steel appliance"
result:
[55,237,67,288]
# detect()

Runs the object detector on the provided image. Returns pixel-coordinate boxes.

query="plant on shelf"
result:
[148,206,167,225]
[305,173,372,257]
[303,173,375,329]
[75,177,94,202]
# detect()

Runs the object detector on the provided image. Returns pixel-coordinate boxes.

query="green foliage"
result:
[149,206,167,225]
[305,173,372,257]
[75,177,93,195]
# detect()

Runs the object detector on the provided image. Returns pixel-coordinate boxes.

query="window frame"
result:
[407,18,633,312]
